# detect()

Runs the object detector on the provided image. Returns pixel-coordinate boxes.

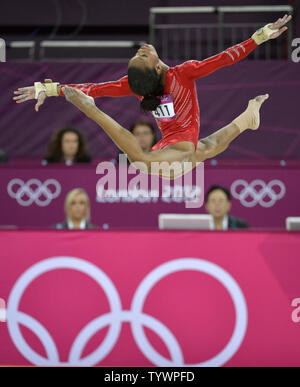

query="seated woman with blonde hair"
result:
[55,188,98,230]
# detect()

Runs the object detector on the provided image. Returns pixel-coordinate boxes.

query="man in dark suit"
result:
[205,185,248,230]
[0,149,8,163]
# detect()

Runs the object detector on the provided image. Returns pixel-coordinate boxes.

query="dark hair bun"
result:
[128,66,165,112]
[141,95,161,112]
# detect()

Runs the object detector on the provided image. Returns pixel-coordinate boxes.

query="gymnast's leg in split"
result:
[63,86,269,179]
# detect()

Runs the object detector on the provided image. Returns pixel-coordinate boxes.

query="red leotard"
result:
[60,38,257,151]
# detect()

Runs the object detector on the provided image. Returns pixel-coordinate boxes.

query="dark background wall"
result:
[0,0,297,26]
[1,60,299,160]
[0,1,299,161]
[1,0,298,40]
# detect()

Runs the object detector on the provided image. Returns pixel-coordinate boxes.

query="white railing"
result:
[39,40,145,61]
[149,5,294,60]
[8,40,145,61]
[7,5,294,61]
[8,41,36,60]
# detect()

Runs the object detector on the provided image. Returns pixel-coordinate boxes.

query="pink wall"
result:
[0,230,300,366]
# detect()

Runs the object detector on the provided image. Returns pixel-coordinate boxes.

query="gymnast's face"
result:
[128,44,161,74]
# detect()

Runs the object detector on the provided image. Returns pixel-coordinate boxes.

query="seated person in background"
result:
[130,119,157,153]
[116,118,157,163]
[55,188,98,230]
[43,127,91,165]
[205,185,248,230]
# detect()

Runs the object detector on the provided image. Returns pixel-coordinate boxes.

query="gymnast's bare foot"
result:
[63,86,95,114]
[233,94,269,132]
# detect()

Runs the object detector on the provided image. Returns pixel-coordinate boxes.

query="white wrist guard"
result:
[34,79,60,99]
[251,23,279,45]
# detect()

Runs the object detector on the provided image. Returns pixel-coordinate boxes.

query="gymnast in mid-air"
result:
[13,15,292,178]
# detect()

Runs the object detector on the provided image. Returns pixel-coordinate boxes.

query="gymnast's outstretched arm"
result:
[12,15,291,112]
[177,14,292,81]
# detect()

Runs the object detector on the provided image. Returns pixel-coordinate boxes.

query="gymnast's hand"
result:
[13,86,47,112]
[63,86,96,115]
[268,14,292,39]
